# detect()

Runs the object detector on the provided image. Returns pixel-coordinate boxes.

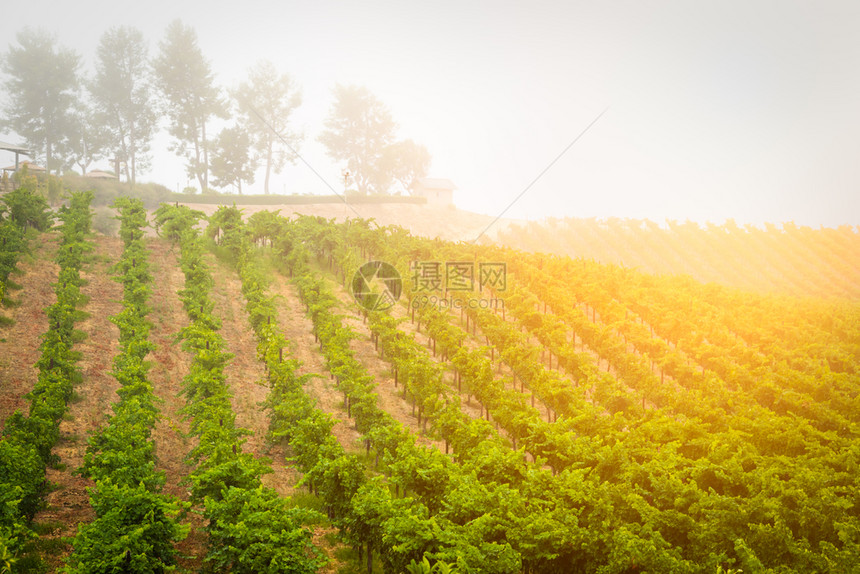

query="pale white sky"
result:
[1,0,859,227]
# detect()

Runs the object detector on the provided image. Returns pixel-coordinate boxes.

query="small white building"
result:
[412,177,455,206]
[84,170,118,179]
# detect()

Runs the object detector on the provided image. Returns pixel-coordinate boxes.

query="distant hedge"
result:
[57,174,428,208]
[166,193,427,205]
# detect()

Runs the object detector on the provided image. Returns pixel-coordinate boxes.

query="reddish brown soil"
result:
[205,254,300,497]
[207,254,349,573]
[265,268,364,454]
[32,236,124,570]
[146,238,206,572]
[0,233,60,428]
[268,261,444,453]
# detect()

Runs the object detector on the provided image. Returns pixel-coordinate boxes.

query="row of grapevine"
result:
[155,204,322,573]
[0,192,88,569]
[0,183,52,318]
[0,215,24,310]
[66,197,187,572]
[520,255,859,434]
[262,225,503,572]
[261,214,709,573]
[296,213,860,573]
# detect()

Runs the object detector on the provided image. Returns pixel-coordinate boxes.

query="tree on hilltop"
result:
[319,84,430,195]
[64,97,110,175]
[90,25,158,186]
[153,20,226,191]
[233,59,303,195]
[0,28,81,174]
[211,125,255,194]
[379,139,431,194]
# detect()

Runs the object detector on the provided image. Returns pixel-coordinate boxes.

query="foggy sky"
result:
[1,0,859,227]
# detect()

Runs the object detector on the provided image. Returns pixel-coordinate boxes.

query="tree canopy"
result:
[153,19,225,192]
[90,25,158,186]
[0,28,81,174]
[233,59,303,195]
[211,125,255,194]
[319,84,430,195]
[0,23,434,195]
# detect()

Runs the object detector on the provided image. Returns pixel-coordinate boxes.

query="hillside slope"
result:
[176,200,859,298]
[496,217,860,298]
[179,201,517,243]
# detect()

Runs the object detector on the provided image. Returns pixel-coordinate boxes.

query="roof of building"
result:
[0,140,32,155]
[84,170,118,179]
[2,161,44,172]
[413,177,456,191]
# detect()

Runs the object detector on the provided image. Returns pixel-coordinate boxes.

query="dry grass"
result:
[0,233,60,428]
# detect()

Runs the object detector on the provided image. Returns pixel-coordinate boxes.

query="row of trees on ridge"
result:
[0,22,430,195]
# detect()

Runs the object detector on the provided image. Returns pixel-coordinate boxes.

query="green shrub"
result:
[204,486,324,574]
[65,481,188,574]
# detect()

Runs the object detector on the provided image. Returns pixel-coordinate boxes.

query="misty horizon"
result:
[2,0,859,228]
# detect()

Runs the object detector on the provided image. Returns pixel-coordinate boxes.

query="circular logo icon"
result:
[351,261,402,311]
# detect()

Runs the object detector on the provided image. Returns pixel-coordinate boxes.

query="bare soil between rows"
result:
[0,233,60,429]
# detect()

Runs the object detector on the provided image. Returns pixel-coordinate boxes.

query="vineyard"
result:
[497,217,860,298]
[0,188,859,573]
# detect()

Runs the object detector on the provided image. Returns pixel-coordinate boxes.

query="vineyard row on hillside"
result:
[3,196,858,573]
[67,197,187,572]
[0,190,90,569]
[281,212,859,573]
[497,216,860,298]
